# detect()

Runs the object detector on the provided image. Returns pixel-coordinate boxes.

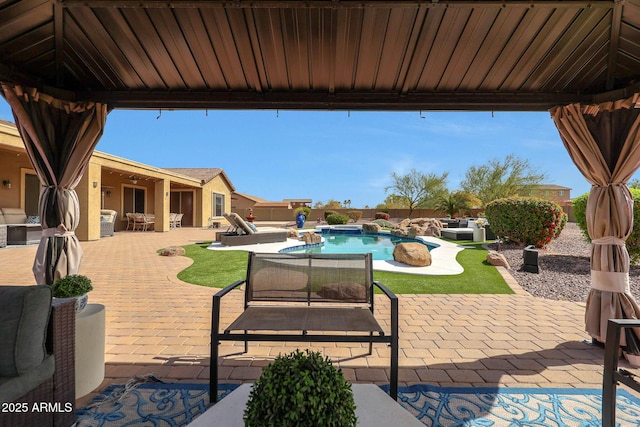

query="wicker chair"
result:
[100,209,117,237]
[0,287,76,427]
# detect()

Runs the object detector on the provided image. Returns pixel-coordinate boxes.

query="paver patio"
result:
[0,226,625,407]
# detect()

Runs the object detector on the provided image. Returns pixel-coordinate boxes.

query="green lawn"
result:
[175,241,514,295]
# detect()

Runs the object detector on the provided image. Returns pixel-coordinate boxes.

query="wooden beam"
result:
[54,1,64,87]
[605,0,623,91]
[76,89,594,111]
[58,0,616,10]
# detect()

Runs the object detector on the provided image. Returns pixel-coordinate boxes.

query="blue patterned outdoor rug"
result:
[77,379,640,426]
[382,384,640,426]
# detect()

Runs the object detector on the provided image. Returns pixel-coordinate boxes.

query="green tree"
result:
[460,154,545,206]
[377,193,410,209]
[323,199,343,209]
[385,169,448,217]
[434,191,479,217]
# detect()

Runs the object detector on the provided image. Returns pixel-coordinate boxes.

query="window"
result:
[559,190,565,196]
[213,193,225,217]
[123,186,146,213]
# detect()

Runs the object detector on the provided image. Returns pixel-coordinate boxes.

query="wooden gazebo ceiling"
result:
[1,0,639,111]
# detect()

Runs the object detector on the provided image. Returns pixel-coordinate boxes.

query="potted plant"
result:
[294,207,310,228]
[244,349,357,427]
[51,274,93,312]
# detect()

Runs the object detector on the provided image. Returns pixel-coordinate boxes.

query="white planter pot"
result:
[473,228,486,242]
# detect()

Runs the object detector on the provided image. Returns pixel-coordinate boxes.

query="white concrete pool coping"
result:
[207,228,466,276]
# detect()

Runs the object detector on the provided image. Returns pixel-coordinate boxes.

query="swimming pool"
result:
[282,230,438,261]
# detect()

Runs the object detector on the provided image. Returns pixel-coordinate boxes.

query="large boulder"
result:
[362,222,382,233]
[160,246,185,257]
[287,228,299,238]
[486,251,510,268]
[302,231,322,244]
[393,242,432,267]
[392,217,442,238]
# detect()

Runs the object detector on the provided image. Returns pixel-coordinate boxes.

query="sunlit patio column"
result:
[76,161,102,241]
[154,178,170,232]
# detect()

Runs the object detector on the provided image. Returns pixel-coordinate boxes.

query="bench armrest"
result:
[373,281,397,301]
[214,279,246,299]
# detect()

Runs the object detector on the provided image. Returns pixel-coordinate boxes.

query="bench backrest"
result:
[246,252,372,304]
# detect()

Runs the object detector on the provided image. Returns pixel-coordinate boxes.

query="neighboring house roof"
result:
[254,202,291,208]
[283,199,312,203]
[533,184,572,191]
[233,192,269,203]
[165,168,235,191]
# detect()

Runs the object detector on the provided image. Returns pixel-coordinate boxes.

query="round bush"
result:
[51,274,93,298]
[326,213,349,225]
[244,350,357,427]
[375,212,390,220]
[485,197,565,248]
[346,210,362,223]
[573,188,640,264]
[294,206,311,219]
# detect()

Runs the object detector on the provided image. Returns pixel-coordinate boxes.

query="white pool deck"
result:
[207,226,465,276]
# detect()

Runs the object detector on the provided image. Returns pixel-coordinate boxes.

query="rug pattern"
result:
[383,384,640,427]
[77,382,640,427]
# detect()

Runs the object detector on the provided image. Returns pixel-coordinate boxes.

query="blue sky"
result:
[0,97,594,208]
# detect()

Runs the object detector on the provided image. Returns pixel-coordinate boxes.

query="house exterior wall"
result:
[0,121,236,240]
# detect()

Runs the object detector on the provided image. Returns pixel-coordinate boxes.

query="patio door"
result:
[170,191,193,227]
[24,173,40,216]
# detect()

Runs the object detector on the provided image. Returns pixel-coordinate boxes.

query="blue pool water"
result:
[283,230,437,261]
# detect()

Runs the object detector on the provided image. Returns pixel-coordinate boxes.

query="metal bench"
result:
[210,252,399,402]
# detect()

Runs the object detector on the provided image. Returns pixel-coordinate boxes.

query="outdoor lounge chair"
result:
[219,212,287,246]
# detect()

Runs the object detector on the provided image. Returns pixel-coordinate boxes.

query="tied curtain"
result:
[1,83,107,285]
[550,94,640,350]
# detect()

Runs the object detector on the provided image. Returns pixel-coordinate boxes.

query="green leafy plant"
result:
[371,218,394,229]
[346,210,362,222]
[326,213,349,225]
[573,189,640,264]
[485,196,565,248]
[324,210,339,220]
[244,349,357,427]
[51,274,93,298]
[294,206,311,219]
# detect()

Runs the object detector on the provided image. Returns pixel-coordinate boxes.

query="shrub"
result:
[324,210,339,220]
[244,349,357,427]
[485,197,565,248]
[346,210,362,223]
[294,206,311,219]
[51,274,93,297]
[372,219,394,229]
[573,188,640,264]
[326,213,349,225]
[375,212,390,220]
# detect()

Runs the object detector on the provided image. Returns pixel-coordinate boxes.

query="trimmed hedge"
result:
[375,212,390,220]
[324,210,339,220]
[326,213,349,225]
[485,197,565,248]
[371,219,394,229]
[573,188,640,264]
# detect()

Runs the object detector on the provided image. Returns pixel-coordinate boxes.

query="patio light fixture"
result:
[2,180,11,189]
[130,176,138,185]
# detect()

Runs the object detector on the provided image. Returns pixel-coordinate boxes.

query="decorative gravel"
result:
[486,222,640,302]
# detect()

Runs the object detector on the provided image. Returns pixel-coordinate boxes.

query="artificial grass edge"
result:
[173,240,513,295]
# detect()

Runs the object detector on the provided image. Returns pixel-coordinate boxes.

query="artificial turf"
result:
[175,240,514,295]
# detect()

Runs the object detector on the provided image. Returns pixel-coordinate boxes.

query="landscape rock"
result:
[160,246,185,257]
[302,231,322,244]
[317,282,366,301]
[362,223,382,233]
[486,251,510,269]
[392,217,442,238]
[287,228,299,238]
[393,242,432,267]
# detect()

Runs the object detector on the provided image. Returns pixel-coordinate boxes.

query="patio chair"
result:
[174,213,183,228]
[133,213,154,231]
[219,212,287,246]
[169,212,178,229]
[125,212,135,231]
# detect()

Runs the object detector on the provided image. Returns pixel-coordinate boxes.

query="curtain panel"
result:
[0,83,107,284]
[550,94,640,349]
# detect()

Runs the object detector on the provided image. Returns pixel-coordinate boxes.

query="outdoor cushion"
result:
[0,286,52,377]
[26,216,40,224]
[0,208,28,224]
[0,355,54,404]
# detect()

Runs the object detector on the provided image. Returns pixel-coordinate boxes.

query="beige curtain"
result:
[1,83,107,285]
[550,94,640,349]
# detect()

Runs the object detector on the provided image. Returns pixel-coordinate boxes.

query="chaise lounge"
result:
[219,212,287,246]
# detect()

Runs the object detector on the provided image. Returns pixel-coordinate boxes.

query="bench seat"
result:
[210,252,398,402]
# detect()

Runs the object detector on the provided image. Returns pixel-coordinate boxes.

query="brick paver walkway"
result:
[0,227,619,407]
